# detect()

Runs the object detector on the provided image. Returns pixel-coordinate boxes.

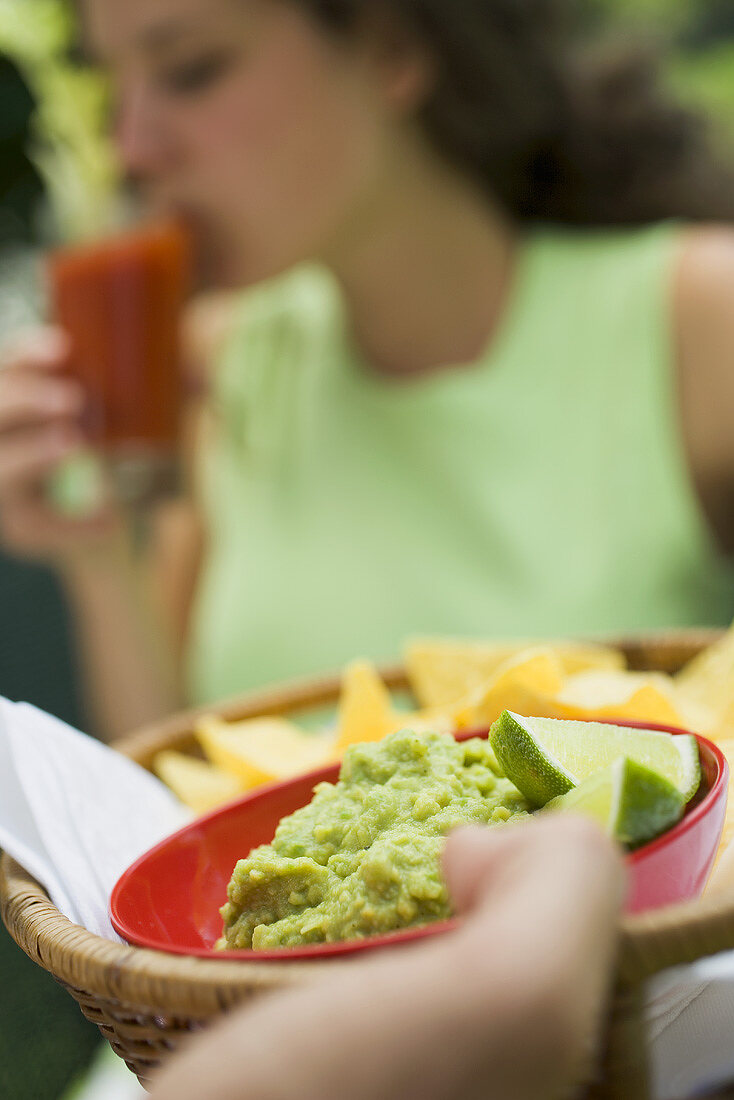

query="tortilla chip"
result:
[551,670,686,727]
[451,649,566,730]
[197,716,332,787]
[708,700,734,742]
[334,660,399,752]
[676,624,734,731]
[152,750,245,815]
[405,637,625,709]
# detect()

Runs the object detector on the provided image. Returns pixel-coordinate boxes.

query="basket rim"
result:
[2,626,734,1009]
[0,854,335,1010]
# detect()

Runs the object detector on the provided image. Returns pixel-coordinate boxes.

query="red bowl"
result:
[111,722,728,961]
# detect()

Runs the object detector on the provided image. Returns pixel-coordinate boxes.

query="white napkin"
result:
[648,952,734,1099]
[0,695,189,940]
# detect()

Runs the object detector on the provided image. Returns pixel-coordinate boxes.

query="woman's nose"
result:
[114,86,174,186]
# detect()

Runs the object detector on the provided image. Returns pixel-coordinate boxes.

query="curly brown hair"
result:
[297,0,734,225]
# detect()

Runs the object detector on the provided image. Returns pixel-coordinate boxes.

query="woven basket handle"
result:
[619,887,734,986]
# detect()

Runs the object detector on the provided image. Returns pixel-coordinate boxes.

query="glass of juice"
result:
[47,221,191,504]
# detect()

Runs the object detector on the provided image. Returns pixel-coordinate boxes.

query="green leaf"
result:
[0,0,120,242]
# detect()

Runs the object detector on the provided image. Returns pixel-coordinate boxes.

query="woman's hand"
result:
[0,326,124,563]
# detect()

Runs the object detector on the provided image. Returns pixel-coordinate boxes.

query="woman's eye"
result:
[159,53,234,96]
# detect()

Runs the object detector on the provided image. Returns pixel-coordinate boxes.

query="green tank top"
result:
[187,223,734,704]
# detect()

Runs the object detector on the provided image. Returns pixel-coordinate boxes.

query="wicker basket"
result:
[3,628,734,1098]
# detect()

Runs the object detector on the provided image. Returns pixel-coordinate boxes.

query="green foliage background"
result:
[592,0,734,139]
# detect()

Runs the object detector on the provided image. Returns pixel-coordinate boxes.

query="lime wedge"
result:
[489,710,700,808]
[544,757,686,848]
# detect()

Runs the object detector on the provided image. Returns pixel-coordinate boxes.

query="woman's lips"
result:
[169,208,226,288]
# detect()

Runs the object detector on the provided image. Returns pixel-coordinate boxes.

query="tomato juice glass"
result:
[47,222,191,503]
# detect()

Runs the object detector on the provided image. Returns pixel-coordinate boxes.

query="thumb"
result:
[442,824,525,914]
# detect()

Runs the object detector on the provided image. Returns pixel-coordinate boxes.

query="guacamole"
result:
[219,729,529,950]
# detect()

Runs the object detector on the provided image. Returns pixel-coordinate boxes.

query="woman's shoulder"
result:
[674,223,734,322]
[673,224,734,548]
[547,220,734,550]
[674,223,734,416]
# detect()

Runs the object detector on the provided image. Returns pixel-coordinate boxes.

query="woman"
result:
[1,0,734,740]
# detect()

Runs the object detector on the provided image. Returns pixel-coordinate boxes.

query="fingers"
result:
[0,374,84,433]
[0,328,85,497]
[0,425,83,494]
[446,816,626,1042]
[444,816,626,921]
[0,326,71,373]
[444,817,626,1092]
[0,493,120,549]
[442,823,521,914]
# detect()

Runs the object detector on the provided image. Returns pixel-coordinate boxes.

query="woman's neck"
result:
[320,153,519,379]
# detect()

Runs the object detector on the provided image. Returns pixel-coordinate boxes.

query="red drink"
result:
[48,222,191,497]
